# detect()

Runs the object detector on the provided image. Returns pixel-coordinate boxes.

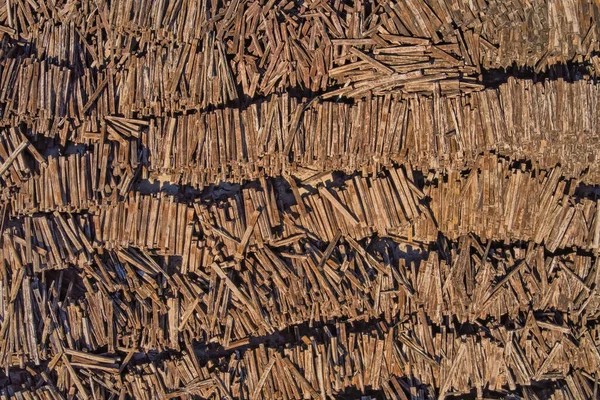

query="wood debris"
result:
[0,1,599,399]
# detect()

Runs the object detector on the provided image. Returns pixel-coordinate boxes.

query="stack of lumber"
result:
[1,0,600,399]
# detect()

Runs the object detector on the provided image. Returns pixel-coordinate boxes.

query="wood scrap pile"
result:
[1,0,600,399]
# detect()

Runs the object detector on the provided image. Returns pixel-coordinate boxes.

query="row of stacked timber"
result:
[2,76,600,201]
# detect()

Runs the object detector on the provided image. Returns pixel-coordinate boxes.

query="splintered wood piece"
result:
[348,47,395,75]
[318,186,359,226]
[211,263,273,333]
[0,141,29,177]
[280,356,321,399]
[235,209,262,261]
[251,357,277,400]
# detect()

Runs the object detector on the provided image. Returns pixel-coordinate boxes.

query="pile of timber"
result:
[1,0,600,399]
[2,232,600,398]
[8,76,600,199]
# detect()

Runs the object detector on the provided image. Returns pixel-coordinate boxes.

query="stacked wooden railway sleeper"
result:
[2,0,600,399]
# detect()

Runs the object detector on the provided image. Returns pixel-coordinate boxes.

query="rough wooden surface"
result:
[1,0,600,399]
